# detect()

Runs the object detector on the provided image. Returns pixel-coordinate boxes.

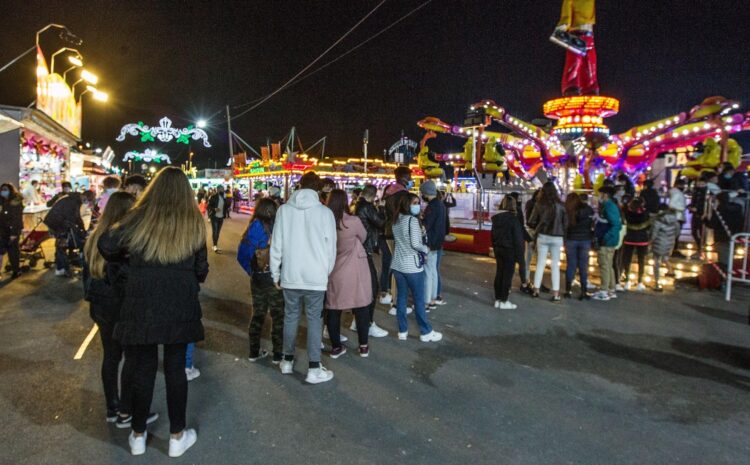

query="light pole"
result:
[50,47,82,74]
[62,55,84,81]
[1,23,81,75]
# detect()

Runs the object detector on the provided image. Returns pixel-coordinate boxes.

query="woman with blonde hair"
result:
[98,167,208,457]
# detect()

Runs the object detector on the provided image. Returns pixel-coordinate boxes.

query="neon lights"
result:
[122,149,172,164]
[116,117,211,147]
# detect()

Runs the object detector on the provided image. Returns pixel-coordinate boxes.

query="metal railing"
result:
[725,233,750,301]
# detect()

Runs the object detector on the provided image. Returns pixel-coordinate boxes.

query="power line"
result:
[231,0,387,121]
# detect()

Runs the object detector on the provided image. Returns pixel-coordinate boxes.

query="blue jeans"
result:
[185,343,195,369]
[393,270,432,335]
[436,249,444,296]
[424,250,440,303]
[565,239,591,291]
[378,237,392,293]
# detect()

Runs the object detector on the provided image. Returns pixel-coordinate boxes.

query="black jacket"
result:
[624,207,651,244]
[491,211,523,258]
[43,193,84,233]
[690,187,708,216]
[354,198,385,254]
[98,228,208,345]
[640,188,660,214]
[423,197,447,250]
[0,194,24,236]
[207,193,230,219]
[566,205,594,241]
[529,202,567,237]
[443,193,457,234]
[705,202,744,243]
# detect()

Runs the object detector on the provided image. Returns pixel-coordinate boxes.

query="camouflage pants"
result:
[249,284,285,358]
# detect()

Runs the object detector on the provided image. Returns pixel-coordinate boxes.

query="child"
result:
[650,205,678,291]
[237,198,284,363]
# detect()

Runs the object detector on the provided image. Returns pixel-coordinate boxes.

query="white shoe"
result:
[305,365,334,384]
[168,428,197,458]
[379,293,393,305]
[129,431,147,456]
[398,331,408,340]
[350,320,357,331]
[434,298,447,306]
[248,349,269,362]
[419,330,443,342]
[586,282,597,290]
[54,269,67,276]
[279,360,293,374]
[499,301,517,310]
[592,291,610,301]
[615,284,625,292]
[388,306,413,316]
[185,366,200,381]
[608,291,618,299]
[212,245,218,252]
[368,322,389,338]
[494,300,501,308]
[635,283,646,292]
[322,327,348,343]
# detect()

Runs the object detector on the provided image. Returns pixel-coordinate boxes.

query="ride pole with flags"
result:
[363,129,369,174]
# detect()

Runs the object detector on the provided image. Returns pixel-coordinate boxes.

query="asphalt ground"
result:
[1,214,749,465]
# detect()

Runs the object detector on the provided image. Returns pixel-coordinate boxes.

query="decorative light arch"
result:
[116,117,211,147]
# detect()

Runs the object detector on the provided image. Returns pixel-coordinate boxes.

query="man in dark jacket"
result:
[46,181,73,207]
[207,186,230,253]
[353,184,389,338]
[0,183,24,278]
[44,190,94,276]
[688,174,709,257]
[379,166,412,305]
[639,179,660,214]
[420,180,446,310]
[718,162,749,193]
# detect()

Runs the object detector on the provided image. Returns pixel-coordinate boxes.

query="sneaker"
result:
[591,291,610,301]
[379,293,393,305]
[359,346,369,357]
[116,412,159,429]
[388,306,413,316]
[494,300,501,308]
[563,291,573,299]
[654,286,664,293]
[248,349,269,362]
[185,366,201,381]
[212,245,218,252]
[635,283,646,292]
[551,295,561,302]
[398,331,408,340]
[329,346,347,359]
[168,428,197,458]
[349,320,357,331]
[368,323,389,338]
[271,353,283,365]
[426,304,437,312]
[608,291,618,299]
[54,268,68,277]
[305,365,334,384]
[279,360,293,374]
[624,282,632,291]
[434,298,447,306]
[106,410,118,423]
[586,282,597,290]
[499,301,517,310]
[323,327,348,342]
[615,284,625,292]
[129,431,147,456]
[419,330,443,342]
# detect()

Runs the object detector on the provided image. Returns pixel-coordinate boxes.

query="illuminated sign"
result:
[123,148,172,164]
[35,47,82,137]
[116,117,211,147]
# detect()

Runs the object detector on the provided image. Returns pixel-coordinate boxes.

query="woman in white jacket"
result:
[391,193,442,343]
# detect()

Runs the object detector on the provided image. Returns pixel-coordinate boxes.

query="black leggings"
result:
[0,234,20,273]
[366,255,378,323]
[494,248,516,301]
[621,244,648,283]
[124,343,187,434]
[97,321,124,413]
[326,307,369,349]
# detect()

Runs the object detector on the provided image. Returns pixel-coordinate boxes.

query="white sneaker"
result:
[592,291,610,301]
[54,269,67,276]
[388,306,413,316]
[323,327,347,343]
[279,360,293,374]
[185,366,200,381]
[419,330,443,342]
[499,301,517,310]
[635,283,646,292]
[379,293,393,305]
[129,431,147,456]
[615,284,625,292]
[212,245,218,252]
[608,291,618,299]
[368,322,389,338]
[494,300,501,308]
[350,320,357,331]
[434,298,447,306]
[248,349,269,362]
[305,365,334,384]
[398,331,408,340]
[168,428,197,458]
[586,282,597,290]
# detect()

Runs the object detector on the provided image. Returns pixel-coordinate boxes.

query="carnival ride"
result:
[416,0,750,188]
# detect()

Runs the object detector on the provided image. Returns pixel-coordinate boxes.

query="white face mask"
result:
[410,204,420,216]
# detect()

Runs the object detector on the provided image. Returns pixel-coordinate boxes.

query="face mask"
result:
[406,180,415,189]
[410,204,420,216]
[0,191,9,199]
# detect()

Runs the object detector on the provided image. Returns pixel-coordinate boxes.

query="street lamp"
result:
[1,23,81,76]
[63,55,84,81]
[196,119,207,128]
[78,85,109,103]
[50,47,82,74]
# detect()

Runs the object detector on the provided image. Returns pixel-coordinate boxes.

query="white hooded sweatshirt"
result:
[270,188,337,291]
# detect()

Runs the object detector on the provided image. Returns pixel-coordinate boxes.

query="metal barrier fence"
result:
[725,233,750,301]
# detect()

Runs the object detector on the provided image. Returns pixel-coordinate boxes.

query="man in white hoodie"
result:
[270,172,337,384]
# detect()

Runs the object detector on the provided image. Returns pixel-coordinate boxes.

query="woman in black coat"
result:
[98,167,208,458]
[0,183,24,278]
[491,195,524,309]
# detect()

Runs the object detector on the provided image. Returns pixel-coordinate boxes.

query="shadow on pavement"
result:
[684,302,749,325]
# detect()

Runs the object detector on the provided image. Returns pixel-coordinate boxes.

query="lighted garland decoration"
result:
[122,149,172,164]
[116,117,211,147]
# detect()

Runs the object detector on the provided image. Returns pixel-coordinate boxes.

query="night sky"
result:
[1,0,749,169]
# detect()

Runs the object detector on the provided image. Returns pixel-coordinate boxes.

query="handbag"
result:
[408,216,427,268]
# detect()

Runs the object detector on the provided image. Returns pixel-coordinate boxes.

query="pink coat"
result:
[325,214,372,310]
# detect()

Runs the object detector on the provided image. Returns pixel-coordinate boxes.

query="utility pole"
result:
[363,129,369,174]
[226,105,234,163]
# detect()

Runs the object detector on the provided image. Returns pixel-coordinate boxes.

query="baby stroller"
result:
[11,220,54,272]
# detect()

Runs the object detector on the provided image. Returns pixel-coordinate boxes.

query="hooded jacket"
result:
[650,210,678,256]
[270,188,337,291]
[0,194,23,236]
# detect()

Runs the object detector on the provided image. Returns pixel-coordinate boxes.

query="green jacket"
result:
[601,199,622,247]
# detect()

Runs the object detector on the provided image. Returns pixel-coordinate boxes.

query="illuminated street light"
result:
[68,55,83,67]
[50,47,82,74]
[148,166,157,174]
[81,69,98,85]
[78,85,109,103]
[196,119,207,128]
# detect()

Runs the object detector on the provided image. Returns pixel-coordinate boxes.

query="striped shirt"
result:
[391,214,430,274]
